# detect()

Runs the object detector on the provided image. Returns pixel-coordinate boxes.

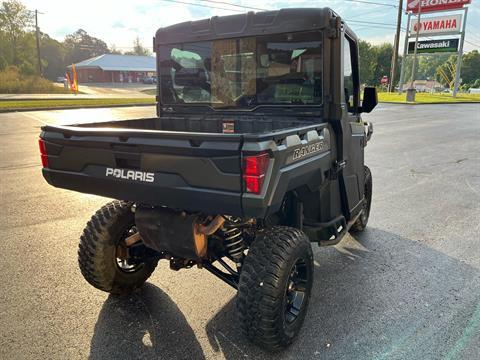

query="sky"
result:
[24,0,480,53]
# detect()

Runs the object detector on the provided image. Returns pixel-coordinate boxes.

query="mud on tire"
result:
[78,200,158,294]
[237,226,314,351]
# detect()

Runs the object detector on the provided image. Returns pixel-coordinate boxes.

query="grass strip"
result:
[3,93,477,111]
[0,98,155,111]
[378,92,480,104]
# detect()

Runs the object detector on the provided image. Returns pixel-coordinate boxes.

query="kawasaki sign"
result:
[408,39,459,54]
[407,0,471,13]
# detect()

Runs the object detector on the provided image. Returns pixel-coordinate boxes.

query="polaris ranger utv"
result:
[39,8,376,350]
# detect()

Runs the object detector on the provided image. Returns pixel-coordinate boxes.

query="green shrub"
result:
[0,66,69,94]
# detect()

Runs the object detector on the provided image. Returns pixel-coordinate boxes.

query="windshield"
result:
[158,31,323,109]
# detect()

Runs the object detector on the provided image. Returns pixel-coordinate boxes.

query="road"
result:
[0,104,479,359]
[0,83,155,100]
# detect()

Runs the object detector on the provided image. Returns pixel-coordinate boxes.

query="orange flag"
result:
[65,72,73,91]
[72,63,78,94]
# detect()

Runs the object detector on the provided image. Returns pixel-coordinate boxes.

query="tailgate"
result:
[40,125,244,215]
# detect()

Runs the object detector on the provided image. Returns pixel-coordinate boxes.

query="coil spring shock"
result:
[221,216,245,264]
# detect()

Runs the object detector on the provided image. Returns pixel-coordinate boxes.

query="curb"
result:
[379,101,480,105]
[0,96,154,101]
[0,102,155,113]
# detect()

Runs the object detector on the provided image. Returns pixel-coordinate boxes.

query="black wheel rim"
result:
[115,225,142,273]
[284,258,309,324]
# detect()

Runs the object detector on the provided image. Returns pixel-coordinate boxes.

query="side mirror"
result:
[360,87,378,113]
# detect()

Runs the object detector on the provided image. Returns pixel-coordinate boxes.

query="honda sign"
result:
[406,0,471,13]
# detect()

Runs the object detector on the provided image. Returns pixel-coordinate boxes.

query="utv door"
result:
[340,32,365,219]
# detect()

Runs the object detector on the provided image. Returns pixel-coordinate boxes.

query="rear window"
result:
[158,31,323,109]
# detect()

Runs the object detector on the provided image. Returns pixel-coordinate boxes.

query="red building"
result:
[68,54,156,83]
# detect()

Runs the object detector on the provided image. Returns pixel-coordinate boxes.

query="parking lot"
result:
[0,103,479,359]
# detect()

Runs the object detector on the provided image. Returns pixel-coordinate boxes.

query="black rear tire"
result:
[78,201,158,295]
[350,165,372,233]
[237,226,313,351]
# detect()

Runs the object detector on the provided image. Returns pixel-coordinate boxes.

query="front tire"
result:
[78,200,158,295]
[237,226,313,351]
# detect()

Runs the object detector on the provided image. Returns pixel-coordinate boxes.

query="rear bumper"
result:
[42,168,243,216]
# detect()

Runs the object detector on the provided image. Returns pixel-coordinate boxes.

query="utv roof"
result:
[155,8,338,45]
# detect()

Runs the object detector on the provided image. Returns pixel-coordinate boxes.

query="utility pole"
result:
[398,12,411,93]
[452,7,468,97]
[35,9,42,76]
[389,0,403,92]
[407,1,422,102]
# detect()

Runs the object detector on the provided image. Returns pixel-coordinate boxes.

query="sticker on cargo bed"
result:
[292,140,329,161]
[105,167,155,183]
[222,121,235,134]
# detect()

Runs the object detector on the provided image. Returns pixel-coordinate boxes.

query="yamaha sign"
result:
[410,14,462,35]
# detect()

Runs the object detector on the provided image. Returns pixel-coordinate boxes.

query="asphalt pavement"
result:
[0,83,156,100]
[0,104,479,359]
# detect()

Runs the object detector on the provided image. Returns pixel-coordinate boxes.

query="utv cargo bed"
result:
[40,116,331,217]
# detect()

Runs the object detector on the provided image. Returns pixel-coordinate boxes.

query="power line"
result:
[464,39,480,48]
[163,0,400,13]
[354,7,396,18]
[198,0,267,11]
[160,0,406,30]
[346,18,406,30]
[203,0,399,9]
[346,0,398,8]
[159,0,243,12]
[466,33,480,44]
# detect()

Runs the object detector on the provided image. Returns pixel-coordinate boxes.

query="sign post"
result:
[398,12,411,93]
[453,7,468,96]
[388,0,404,92]
[407,0,422,102]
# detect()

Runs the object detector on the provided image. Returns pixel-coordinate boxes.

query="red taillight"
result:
[38,138,49,168]
[243,152,270,194]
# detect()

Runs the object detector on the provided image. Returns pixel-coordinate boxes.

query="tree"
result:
[436,55,457,89]
[15,30,36,75]
[109,44,122,54]
[0,0,33,64]
[358,40,376,85]
[372,43,394,86]
[40,33,65,79]
[416,53,450,80]
[460,50,480,86]
[125,36,151,56]
[358,41,400,87]
[64,29,109,64]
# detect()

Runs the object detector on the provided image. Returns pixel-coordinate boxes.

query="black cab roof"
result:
[155,8,338,45]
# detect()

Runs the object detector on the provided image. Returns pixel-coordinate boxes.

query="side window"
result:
[343,36,357,113]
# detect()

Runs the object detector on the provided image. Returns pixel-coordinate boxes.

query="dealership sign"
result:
[410,14,462,35]
[407,0,471,13]
[408,38,459,53]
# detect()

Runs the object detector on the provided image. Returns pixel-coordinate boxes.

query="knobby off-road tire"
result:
[237,226,314,351]
[78,200,158,295]
[350,165,373,233]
